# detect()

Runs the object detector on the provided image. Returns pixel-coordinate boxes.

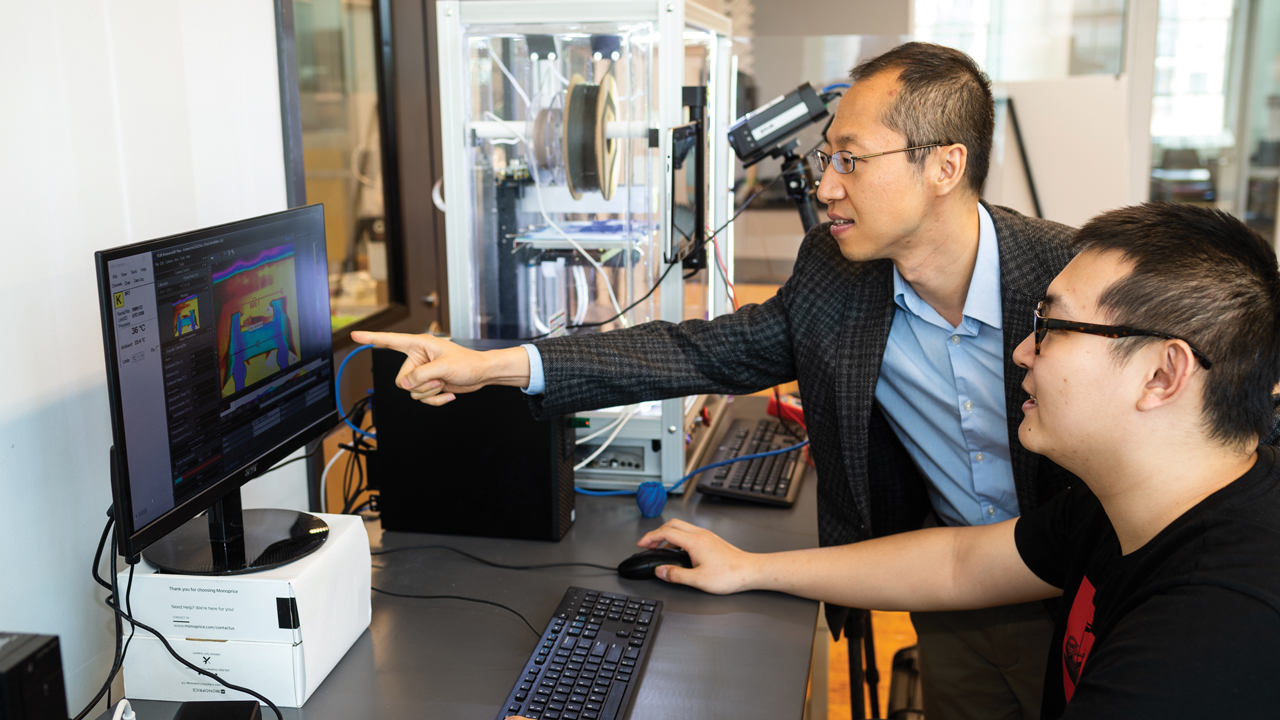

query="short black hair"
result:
[848,42,993,195]
[1071,202,1280,447]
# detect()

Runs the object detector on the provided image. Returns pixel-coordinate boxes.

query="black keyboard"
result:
[695,418,806,507]
[498,587,662,720]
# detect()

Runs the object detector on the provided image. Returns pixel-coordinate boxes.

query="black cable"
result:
[73,516,123,720]
[100,593,285,720]
[90,514,114,592]
[79,513,285,720]
[264,394,370,476]
[370,543,617,571]
[260,443,322,474]
[119,563,136,674]
[370,587,539,636]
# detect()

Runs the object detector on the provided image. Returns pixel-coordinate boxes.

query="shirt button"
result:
[950,335,961,344]
[975,452,985,462]
[987,507,996,516]
[963,400,973,412]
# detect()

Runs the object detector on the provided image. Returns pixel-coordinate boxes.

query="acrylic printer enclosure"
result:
[437,1,736,488]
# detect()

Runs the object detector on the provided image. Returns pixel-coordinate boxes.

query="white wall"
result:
[0,1,307,714]
[750,0,909,37]
[984,75,1133,228]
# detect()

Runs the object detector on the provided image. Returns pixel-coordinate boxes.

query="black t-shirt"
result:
[1015,445,1280,719]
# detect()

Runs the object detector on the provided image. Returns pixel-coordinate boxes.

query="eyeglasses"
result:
[1032,301,1213,369]
[811,144,947,174]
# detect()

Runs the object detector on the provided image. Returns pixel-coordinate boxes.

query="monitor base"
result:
[143,498,328,576]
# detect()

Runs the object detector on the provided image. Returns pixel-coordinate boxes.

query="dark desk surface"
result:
[108,396,820,720]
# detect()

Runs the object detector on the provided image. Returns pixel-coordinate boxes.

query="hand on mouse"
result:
[350,331,532,406]
[637,519,757,595]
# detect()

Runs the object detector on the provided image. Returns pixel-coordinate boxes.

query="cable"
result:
[486,49,532,109]
[573,406,636,471]
[575,405,638,445]
[370,544,615,571]
[74,516,123,720]
[667,439,809,494]
[260,443,322,475]
[110,699,136,720]
[822,82,850,93]
[711,236,738,311]
[521,172,788,341]
[575,438,812,512]
[482,111,629,325]
[80,514,284,720]
[371,588,539,636]
[102,595,285,720]
[320,446,347,513]
[336,345,376,440]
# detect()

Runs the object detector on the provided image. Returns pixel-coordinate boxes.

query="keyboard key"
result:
[624,647,640,659]
[601,681,627,718]
[604,645,623,664]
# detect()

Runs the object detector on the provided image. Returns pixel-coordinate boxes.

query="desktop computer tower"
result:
[0,633,67,720]
[369,344,575,541]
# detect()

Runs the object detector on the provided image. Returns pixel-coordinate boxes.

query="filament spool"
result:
[562,74,620,200]
[532,91,565,186]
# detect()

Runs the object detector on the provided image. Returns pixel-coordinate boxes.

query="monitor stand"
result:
[142,488,329,575]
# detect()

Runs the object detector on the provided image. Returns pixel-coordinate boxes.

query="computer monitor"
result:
[96,205,338,575]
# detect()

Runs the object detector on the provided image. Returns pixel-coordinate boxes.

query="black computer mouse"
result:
[617,547,694,580]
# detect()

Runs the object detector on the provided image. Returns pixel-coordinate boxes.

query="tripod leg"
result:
[864,611,881,718]
[846,614,866,720]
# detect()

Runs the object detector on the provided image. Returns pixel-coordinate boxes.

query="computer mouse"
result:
[617,547,694,580]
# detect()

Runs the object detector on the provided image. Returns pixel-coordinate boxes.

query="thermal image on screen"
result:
[172,296,201,337]
[212,244,301,398]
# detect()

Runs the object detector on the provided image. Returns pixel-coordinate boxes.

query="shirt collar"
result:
[892,203,1003,331]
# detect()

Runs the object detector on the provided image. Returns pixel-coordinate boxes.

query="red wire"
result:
[710,235,738,311]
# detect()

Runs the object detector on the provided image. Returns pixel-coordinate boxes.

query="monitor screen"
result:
[97,205,337,558]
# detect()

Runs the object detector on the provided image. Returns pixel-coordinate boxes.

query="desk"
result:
[104,397,820,720]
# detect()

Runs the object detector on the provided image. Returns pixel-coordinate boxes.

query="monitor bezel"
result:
[95,204,339,560]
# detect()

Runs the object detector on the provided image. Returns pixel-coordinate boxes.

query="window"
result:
[293,0,397,331]
[913,0,1127,82]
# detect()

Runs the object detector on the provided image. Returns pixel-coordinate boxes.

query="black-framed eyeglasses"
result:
[1033,301,1213,369]
[811,144,947,174]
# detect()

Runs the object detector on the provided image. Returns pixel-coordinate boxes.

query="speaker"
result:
[369,344,575,541]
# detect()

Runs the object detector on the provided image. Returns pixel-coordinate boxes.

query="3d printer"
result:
[435,0,737,490]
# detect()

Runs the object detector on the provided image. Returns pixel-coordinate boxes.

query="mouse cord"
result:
[370,588,540,636]
[370,544,615,571]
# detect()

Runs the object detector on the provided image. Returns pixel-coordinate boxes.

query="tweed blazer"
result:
[530,202,1079,629]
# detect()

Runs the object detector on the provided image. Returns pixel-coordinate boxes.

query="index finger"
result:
[638,523,696,551]
[351,330,422,354]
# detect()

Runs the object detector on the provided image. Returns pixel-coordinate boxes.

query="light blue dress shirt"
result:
[522,343,546,395]
[874,204,1018,527]
[521,205,1019,528]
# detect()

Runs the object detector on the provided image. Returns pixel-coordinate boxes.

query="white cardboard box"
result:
[119,513,371,707]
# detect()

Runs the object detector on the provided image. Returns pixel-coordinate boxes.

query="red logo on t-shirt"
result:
[1062,574,1097,702]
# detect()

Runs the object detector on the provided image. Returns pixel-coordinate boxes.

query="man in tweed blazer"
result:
[356,43,1076,719]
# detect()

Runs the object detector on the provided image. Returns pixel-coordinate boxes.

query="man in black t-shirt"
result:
[640,202,1280,718]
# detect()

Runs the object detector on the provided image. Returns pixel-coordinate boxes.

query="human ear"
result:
[1136,340,1197,412]
[934,144,968,197]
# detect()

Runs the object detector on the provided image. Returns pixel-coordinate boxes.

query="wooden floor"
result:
[828,612,919,719]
